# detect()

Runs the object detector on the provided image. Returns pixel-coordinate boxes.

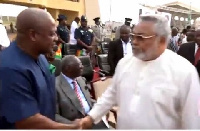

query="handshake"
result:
[71,116,94,129]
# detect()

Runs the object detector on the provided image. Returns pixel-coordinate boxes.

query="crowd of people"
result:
[1,8,200,129]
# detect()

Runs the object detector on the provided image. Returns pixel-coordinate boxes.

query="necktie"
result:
[195,47,200,66]
[72,80,85,112]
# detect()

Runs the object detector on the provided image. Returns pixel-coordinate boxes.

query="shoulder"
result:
[110,39,120,44]
[164,49,195,73]
[117,54,134,66]
[179,42,195,49]
[77,76,86,83]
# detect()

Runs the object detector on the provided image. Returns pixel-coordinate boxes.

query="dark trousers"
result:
[92,120,108,129]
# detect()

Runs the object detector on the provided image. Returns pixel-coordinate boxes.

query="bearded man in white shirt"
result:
[78,14,200,129]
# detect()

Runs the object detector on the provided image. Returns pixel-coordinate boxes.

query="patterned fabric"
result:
[55,43,62,59]
[167,37,178,53]
[72,80,85,113]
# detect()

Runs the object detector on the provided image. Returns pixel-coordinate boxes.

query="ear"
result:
[29,29,37,42]
[160,37,166,45]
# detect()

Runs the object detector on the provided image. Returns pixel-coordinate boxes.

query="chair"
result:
[97,54,110,76]
[67,44,77,55]
[104,38,111,43]
[100,42,109,54]
[50,58,62,77]
[78,56,94,82]
[92,77,117,128]
[63,44,77,56]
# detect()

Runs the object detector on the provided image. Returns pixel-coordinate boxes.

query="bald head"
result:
[16,8,55,33]
[61,55,83,79]
[15,8,57,57]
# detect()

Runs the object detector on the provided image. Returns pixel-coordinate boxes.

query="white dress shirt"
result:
[70,21,78,45]
[89,49,200,129]
[0,24,10,47]
[195,43,198,55]
[121,39,132,56]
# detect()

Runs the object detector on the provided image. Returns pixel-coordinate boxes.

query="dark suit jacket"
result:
[177,42,200,76]
[56,74,107,129]
[108,39,123,75]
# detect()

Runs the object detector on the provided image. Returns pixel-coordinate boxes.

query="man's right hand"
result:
[76,116,93,129]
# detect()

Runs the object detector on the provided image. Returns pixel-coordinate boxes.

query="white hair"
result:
[139,14,171,43]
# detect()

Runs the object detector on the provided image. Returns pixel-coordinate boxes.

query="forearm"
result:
[55,114,73,124]
[77,39,89,49]
[88,85,116,124]
[15,113,77,129]
[58,37,66,44]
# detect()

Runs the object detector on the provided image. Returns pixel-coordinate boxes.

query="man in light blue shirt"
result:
[55,55,108,129]
[61,73,90,114]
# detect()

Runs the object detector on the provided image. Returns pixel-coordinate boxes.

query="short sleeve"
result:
[74,28,81,40]
[91,32,94,40]
[57,27,61,37]
[0,68,39,123]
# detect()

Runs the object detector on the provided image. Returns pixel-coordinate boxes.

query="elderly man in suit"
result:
[108,25,132,75]
[55,55,108,129]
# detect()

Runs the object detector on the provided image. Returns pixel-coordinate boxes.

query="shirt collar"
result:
[121,39,131,44]
[61,73,75,84]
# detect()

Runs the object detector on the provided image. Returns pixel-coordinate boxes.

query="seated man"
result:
[56,55,108,129]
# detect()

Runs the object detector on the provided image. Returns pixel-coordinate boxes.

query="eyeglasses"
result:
[130,33,156,41]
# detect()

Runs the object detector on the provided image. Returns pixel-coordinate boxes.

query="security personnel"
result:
[57,14,70,56]
[115,18,132,40]
[75,15,94,56]
[91,17,103,67]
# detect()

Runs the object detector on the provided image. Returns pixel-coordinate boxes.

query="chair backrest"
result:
[97,54,110,74]
[78,56,94,82]
[50,58,62,77]
[100,42,109,54]
[92,78,112,100]
[64,44,77,56]
[104,37,111,43]
[68,44,77,55]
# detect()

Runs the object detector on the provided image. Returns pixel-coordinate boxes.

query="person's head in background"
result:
[182,29,187,35]
[45,45,58,62]
[187,30,196,43]
[93,17,101,26]
[74,17,80,25]
[125,18,132,26]
[61,55,84,79]
[171,27,178,37]
[80,15,87,28]
[120,25,131,43]
[186,25,191,31]
[57,14,67,26]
